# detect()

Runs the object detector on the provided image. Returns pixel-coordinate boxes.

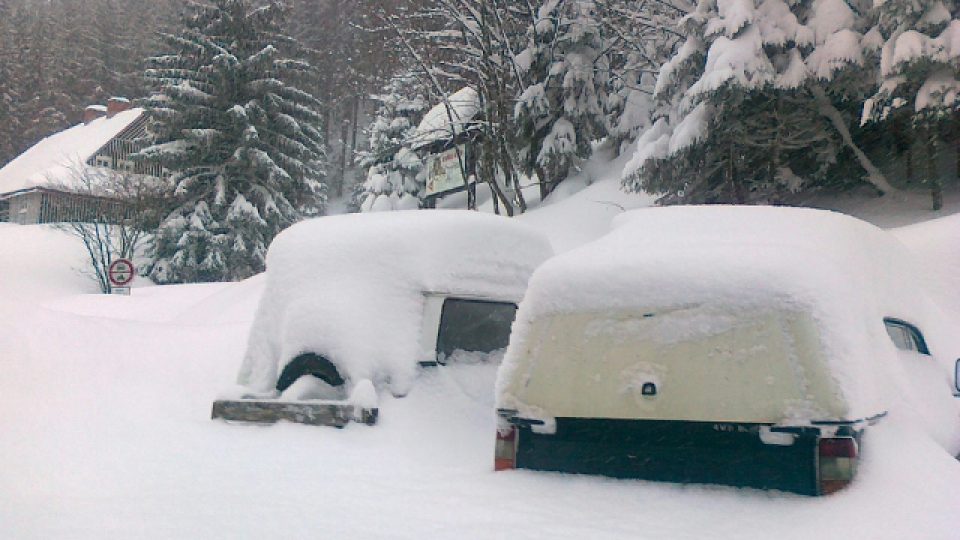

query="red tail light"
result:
[494,426,517,471]
[818,437,858,495]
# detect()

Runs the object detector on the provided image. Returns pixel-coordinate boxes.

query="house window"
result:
[883,318,929,355]
[0,199,8,222]
[95,155,112,168]
[436,298,518,363]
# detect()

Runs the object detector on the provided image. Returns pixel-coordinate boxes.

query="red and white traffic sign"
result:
[108,258,135,287]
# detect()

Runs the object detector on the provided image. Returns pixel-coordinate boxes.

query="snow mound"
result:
[500,205,957,423]
[236,210,553,396]
[0,224,97,303]
[890,213,960,320]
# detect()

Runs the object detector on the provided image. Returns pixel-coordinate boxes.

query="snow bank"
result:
[499,205,958,425]
[236,210,553,396]
[0,108,144,194]
[890,213,960,320]
[0,224,98,303]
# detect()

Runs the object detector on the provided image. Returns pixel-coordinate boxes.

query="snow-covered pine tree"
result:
[626,0,826,202]
[596,0,689,154]
[863,0,958,210]
[356,73,428,212]
[515,0,610,199]
[0,0,20,165]
[625,0,894,204]
[139,0,327,283]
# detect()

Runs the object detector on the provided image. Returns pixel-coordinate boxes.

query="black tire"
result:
[276,353,346,393]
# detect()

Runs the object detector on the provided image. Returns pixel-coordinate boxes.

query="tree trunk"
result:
[322,107,331,147]
[537,165,548,201]
[955,136,959,184]
[812,86,898,196]
[498,145,525,213]
[928,137,943,211]
[350,95,359,155]
[514,175,527,213]
[338,118,349,198]
[728,141,746,204]
[905,144,913,182]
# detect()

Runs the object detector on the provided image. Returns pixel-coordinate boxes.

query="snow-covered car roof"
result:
[500,205,955,420]
[237,210,553,396]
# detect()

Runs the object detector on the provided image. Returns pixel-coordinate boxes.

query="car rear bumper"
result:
[513,417,822,495]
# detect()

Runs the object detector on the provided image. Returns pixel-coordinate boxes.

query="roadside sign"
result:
[425,144,473,196]
[108,258,135,287]
[110,286,131,296]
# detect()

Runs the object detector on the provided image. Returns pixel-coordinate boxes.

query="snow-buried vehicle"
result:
[213,210,553,427]
[495,206,960,495]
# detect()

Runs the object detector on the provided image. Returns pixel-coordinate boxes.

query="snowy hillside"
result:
[1,177,959,539]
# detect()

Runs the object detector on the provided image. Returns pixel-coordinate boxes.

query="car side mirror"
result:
[955,359,960,396]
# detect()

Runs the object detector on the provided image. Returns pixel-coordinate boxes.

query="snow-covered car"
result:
[494,206,960,495]
[213,210,553,427]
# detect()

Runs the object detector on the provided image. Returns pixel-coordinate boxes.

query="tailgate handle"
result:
[509,417,545,428]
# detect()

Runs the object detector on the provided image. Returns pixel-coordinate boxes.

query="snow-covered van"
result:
[212,210,553,427]
[494,206,960,495]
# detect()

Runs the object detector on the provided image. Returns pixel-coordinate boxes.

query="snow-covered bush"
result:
[515,0,610,199]
[356,74,428,212]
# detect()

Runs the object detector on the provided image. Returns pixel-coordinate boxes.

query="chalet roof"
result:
[0,108,144,195]
[410,86,481,150]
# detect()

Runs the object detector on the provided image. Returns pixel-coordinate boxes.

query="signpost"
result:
[425,144,473,197]
[108,258,135,295]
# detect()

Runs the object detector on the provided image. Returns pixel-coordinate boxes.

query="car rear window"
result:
[436,298,517,363]
[883,318,929,355]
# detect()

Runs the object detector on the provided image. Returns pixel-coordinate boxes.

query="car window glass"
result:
[883,318,929,355]
[436,298,517,362]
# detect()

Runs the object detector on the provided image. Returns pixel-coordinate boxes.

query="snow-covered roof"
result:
[501,205,949,420]
[410,86,481,150]
[0,108,144,195]
[236,210,553,397]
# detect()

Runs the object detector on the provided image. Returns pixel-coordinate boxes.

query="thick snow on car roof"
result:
[500,205,952,421]
[236,210,553,396]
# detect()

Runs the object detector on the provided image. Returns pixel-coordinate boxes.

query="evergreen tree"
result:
[0,0,180,167]
[356,73,428,212]
[140,0,327,283]
[0,0,21,164]
[863,0,959,209]
[515,0,610,199]
[597,0,688,153]
[624,0,894,204]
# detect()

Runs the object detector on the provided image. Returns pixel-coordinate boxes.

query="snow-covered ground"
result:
[2,176,960,539]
